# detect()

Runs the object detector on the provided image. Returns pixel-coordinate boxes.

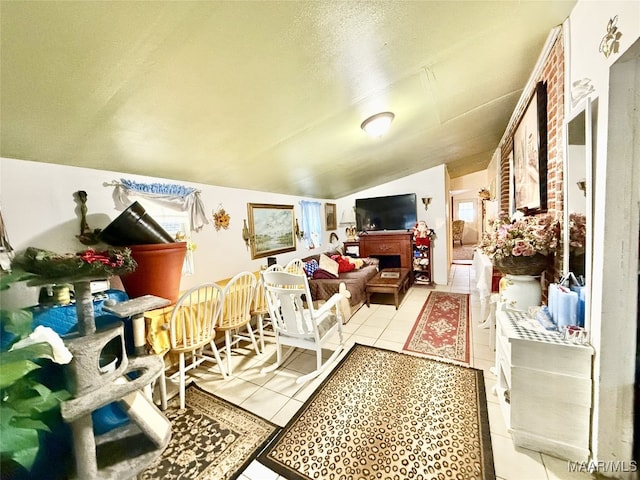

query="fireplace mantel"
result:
[358,232,414,281]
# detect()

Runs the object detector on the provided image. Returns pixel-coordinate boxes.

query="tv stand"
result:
[358,232,414,281]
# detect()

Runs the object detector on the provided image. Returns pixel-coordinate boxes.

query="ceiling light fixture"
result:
[361,112,395,138]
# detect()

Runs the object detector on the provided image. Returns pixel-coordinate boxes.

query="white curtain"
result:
[300,201,322,249]
[109,179,209,232]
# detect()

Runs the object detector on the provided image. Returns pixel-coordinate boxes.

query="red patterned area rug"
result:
[258,344,494,480]
[403,291,470,364]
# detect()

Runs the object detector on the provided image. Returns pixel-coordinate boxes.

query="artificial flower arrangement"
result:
[569,212,586,255]
[212,205,231,231]
[478,211,559,275]
[16,246,136,281]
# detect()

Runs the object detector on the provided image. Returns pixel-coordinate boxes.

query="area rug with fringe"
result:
[258,344,494,480]
[141,385,279,480]
[403,291,470,364]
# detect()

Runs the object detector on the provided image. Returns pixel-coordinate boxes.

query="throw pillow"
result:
[318,253,339,278]
[347,257,364,270]
[331,255,356,273]
[303,259,319,278]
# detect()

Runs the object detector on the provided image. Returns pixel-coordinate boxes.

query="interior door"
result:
[452,198,479,245]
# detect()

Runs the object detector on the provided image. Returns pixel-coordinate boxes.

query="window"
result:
[457,201,475,223]
[135,199,194,276]
[300,200,322,249]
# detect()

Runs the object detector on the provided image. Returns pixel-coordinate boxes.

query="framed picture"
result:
[512,81,548,214]
[247,203,296,259]
[325,203,337,230]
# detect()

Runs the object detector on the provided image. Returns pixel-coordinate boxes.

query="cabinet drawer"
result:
[511,340,592,378]
[364,240,403,254]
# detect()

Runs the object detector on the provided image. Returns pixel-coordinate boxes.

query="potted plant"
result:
[1,269,74,478]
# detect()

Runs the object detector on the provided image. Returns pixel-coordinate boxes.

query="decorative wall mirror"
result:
[564,98,597,333]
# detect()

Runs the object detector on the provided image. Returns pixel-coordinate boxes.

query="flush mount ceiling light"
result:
[361,112,395,138]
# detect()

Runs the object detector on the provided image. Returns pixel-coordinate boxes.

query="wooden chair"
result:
[218,271,260,376]
[284,258,305,274]
[159,283,227,410]
[452,219,465,246]
[260,269,345,384]
[251,264,283,353]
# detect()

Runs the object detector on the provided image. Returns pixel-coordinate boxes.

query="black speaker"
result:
[267,257,277,267]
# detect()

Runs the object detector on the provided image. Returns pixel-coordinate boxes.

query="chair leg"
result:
[295,344,344,384]
[260,344,295,374]
[225,330,233,376]
[208,340,229,379]
[178,352,186,410]
[257,314,265,354]
[158,371,168,410]
[245,323,261,356]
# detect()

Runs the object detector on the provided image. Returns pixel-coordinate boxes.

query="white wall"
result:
[566,0,640,470]
[337,164,449,285]
[0,157,323,308]
[0,157,453,306]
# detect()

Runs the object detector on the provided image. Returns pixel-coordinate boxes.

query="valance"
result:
[109,179,209,232]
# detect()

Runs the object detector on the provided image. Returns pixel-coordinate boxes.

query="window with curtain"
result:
[457,201,476,223]
[300,200,322,249]
[109,179,205,275]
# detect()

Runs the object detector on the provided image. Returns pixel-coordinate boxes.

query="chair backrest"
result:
[453,220,465,237]
[221,272,257,329]
[169,283,224,351]
[261,270,318,338]
[284,258,305,275]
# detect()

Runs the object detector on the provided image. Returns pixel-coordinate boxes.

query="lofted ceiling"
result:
[0,1,575,199]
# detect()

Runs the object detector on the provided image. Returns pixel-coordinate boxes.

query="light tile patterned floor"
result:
[175,264,596,480]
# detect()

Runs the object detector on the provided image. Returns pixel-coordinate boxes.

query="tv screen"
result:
[355,193,417,232]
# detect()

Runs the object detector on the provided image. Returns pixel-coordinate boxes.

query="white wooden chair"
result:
[260,269,345,384]
[159,283,227,410]
[218,271,260,375]
[251,264,283,353]
[283,258,305,274]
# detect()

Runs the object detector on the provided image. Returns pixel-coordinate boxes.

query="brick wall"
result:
[499,30,565,293]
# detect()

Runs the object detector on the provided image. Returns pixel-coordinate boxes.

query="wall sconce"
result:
[295,219,304,240]
[577,179,587,196]
[421,197,432,211]
[242,219,251,249]
[361,112,395,138]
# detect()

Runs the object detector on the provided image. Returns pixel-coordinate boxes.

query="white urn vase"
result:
[499,274,542,311]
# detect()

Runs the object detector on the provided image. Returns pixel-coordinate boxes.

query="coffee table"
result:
[365,268,411,310]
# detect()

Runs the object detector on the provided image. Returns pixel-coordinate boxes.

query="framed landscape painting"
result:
[247,203,296,259]
[512,81,548,214]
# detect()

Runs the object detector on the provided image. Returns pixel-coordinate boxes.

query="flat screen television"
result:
[355,193,417,232]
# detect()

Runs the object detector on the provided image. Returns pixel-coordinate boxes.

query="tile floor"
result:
[177,264,596,480]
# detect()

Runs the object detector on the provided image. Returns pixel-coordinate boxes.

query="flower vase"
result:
[499,274,542,312]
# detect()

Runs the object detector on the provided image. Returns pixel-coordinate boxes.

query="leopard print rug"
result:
[259,344,494,480]
[140,385,278,480]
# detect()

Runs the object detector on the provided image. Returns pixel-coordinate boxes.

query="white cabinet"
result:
[495,307,593,461]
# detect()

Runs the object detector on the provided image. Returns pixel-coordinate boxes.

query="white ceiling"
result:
[0,1,575,199]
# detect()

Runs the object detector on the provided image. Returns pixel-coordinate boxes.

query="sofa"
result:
[301,251,379,312]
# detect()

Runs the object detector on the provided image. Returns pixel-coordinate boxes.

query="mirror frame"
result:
[563,97,593,334]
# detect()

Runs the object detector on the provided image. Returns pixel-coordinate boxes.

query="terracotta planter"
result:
[120,242,187,304]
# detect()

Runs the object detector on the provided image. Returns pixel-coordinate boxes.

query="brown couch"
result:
[301,252,379,309]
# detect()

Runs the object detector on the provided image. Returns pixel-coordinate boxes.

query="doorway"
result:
[452,198,478,264]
